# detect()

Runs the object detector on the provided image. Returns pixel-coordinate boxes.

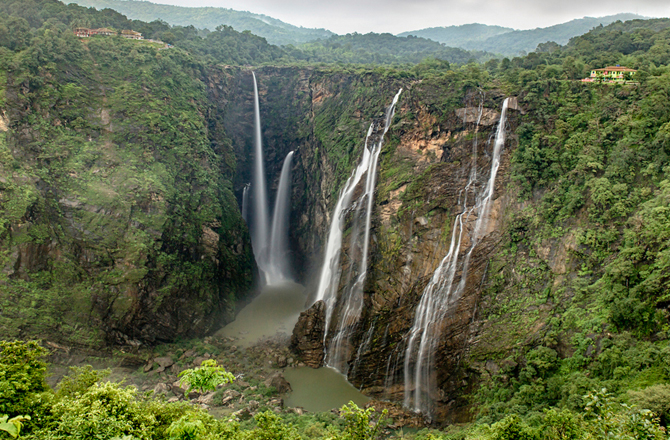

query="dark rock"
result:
[290,300,326,368]
[264,372,292,394]
[276,355,287,368]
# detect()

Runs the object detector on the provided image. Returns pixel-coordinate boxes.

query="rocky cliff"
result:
[219,66,521,421]
[0,37,254,347]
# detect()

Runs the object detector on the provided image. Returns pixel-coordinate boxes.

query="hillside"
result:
[402,13,645,55]
[397,23,514,48]
[291,32,495,65]
[68,0,334,45]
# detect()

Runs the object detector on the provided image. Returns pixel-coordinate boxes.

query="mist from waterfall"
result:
[403,98,510,417]
[266,151,295,284]
[314,89,402,375]
[248,72,294,285]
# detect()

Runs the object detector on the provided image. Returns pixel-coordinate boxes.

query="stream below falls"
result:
[216,282,369,412]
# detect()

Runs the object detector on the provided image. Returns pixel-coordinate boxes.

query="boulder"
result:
[153,382,170,395]
[264,372,292,394]
[154,356,174,369]
[289,300,326,368]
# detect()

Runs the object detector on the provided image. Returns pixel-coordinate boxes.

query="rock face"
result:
[0,49,255,347]
[221,69,520,423]
[290,300,326,368]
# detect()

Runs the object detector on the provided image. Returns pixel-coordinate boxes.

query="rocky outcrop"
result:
[290,300,326,367]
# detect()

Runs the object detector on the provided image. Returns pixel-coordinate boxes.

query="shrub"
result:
[490,415,537,440]
[0,341,48,417]
[178,360,235,394]
[628,384,670,426]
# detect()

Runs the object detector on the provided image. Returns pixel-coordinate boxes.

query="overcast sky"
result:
[147,0,668,34]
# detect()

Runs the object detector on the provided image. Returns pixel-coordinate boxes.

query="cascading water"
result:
[247,72,294,285]
[314,89,402,374]
[266,151,295,284]
[250,72,271,274]
[403,98,510,417]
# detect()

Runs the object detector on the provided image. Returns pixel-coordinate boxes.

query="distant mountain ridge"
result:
[68,0,334,45]
[401,13,646,55]
[397,23,514,48]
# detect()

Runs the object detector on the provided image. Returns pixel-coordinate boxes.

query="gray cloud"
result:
[159,0,668,34]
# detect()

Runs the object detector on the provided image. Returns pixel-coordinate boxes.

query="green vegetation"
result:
[69,0,334,46]
[0,0,254,346]
[178,360,235,395]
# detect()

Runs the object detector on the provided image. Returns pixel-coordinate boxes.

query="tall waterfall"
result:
[403,98,510,416]
[248,72,293,285]
[266,151,295,284]
[314,89,402,374]
[251,72,270,273]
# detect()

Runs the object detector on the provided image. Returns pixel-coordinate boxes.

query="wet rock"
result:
[143,362,154,373]
[276,355,287,368]
[287,407,306,415]
[264,372,292,394]
[154,356,174,369]
[269,397,284,407]
[153,383,170,395]
[290,300,326,368]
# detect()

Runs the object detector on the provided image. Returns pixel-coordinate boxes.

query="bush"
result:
[0,341,47,416]
[628,384,670,426]
[490,415,537,440]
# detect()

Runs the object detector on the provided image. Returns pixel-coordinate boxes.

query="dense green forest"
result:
[69,0,334,46]
[1,0,670,438]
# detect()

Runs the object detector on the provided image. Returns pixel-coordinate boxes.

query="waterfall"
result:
[242,183,250,223]
[314,89,402,374]
[266,151,295,284]
[403,98,510,416]
[250,72,270,274]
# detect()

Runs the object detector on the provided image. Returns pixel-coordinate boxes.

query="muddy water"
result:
[217,281,306,347]
[217,281,368,411]
[284,366,370,412]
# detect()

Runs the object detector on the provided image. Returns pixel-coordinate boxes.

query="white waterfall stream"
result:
[251,72,270,276]
[314,89,402,374]
[403,98,510,416]
[249,72,294,285]
[266,151,295,284]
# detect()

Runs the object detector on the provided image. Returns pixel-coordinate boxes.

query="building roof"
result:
[593,66,637,72]
[121,30,142,35]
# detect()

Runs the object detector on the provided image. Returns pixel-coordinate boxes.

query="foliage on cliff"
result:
[0,2,254,345]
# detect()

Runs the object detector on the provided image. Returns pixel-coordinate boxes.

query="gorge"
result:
[2,3,670,436]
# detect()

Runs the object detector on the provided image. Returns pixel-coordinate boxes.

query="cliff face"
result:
[219,67,520,421]
[0,37,254,346]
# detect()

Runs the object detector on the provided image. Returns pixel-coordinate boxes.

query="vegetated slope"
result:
[397,23,514,47]
[476,13,644,55]
[0,0,255,346]
[68,0,334,46]
[291,33,494,65]
[402,14,645,56]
